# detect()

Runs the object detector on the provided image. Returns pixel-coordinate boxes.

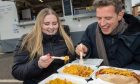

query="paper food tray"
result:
[98,66,140,75]
[38,73,87,84]
[92,66,140,79]
[87,79,113,84]
[72,58,103,66]
[57,63,98,79]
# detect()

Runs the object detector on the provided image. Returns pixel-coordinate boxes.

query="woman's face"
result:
[42,14,59,35]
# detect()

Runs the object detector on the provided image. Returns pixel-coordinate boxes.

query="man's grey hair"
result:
[93,0,124,14]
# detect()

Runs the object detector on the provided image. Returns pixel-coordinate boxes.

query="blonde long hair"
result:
[20,8,74,59]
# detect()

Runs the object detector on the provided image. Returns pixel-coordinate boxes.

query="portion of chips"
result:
[46,78,72,84]
[63,64,93,77]
[64,56,69,63]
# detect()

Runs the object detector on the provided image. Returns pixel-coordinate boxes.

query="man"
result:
[75,0,140,70]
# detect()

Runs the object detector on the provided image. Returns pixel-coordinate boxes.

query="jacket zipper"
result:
[112,38,114,44]
[49,42,54,55]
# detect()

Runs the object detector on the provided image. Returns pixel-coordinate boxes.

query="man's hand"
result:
[75,43,88,57]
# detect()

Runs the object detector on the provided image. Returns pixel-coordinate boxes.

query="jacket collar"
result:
[123,13,140,35]
[42,32,63,43]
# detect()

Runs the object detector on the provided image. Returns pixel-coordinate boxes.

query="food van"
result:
[0,0,133,52]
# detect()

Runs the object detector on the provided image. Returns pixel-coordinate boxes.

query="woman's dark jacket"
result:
[81,14,140,70]
[12,27,75,84]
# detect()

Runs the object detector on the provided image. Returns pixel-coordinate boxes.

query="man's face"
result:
[96,5,124,35]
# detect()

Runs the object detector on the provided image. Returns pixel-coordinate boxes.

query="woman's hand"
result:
[38,53,53,69]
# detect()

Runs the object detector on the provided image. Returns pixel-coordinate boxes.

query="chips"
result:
[63,64,93,77]
[46,78,72,84]
[64,56,69,63]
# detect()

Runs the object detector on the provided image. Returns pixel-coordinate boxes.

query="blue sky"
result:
[132,0,140,6]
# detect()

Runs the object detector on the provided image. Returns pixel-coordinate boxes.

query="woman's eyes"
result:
[52,23,57,25]
[44,22,57,25]
[44,22,49,25]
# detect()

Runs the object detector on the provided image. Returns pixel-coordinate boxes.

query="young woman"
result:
[12,8,75,84]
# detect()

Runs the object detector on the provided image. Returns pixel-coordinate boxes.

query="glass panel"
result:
[15,0,63,21]
[72,0,95,15]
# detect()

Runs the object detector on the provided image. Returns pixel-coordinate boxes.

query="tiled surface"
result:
[0,53,14,79]
[0,53,22,84]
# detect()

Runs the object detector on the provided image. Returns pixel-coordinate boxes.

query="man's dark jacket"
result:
[81,14,140,70]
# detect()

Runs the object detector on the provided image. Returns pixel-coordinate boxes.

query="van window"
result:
[72,0,95,15]
[15,0,63,21]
